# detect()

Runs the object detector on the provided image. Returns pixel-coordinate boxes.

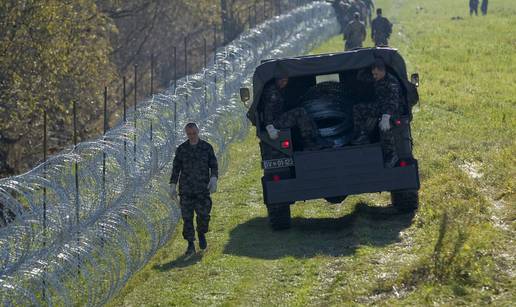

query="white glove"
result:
[379,114,391,132]
[266,124,279,140]
[207,177,218,194]
[169,183,178,200]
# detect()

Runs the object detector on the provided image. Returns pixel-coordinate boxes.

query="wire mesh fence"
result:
[0,2,343,305]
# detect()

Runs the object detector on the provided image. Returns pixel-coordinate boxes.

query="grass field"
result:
[109,0,515,305]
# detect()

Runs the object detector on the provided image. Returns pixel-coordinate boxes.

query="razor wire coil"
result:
[0,3,342,305]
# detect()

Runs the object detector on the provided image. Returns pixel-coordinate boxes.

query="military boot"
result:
[184,241,196,259]
[351,131,370,145]
[198,233,207,250]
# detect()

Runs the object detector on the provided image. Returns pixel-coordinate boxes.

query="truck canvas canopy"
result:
[247,47,419,126]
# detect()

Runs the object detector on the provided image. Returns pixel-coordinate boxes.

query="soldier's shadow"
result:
[223,202,415,259]
[154,252,204,271]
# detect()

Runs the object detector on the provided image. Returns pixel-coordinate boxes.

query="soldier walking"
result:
[481,0,488,15]
[169,122,218,259]
[469,0,479,16]
[351,60,403,168]
[343,12,366,50]
[371,8,393,47]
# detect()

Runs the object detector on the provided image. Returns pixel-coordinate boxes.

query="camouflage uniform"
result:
[262,83,319,144]
[371,16,392,46]
[353,72,402,156]
[343,19,366,50]
[170,139,218,242]
[327,0,347,33]
[469,0,479,16]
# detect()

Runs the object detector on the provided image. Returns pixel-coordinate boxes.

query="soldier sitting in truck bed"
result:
[262,68,321,150]
[351,59,403,168]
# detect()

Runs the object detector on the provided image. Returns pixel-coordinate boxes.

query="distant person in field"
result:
[469,0,479,16]
[343,12,366,50]
[169,122,218,259]
[481,0,488,15]
[371,8,393,47]
[363,0,375,26]
[327,0,347,33]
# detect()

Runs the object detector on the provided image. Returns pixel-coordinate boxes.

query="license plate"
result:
[263,158,294,169]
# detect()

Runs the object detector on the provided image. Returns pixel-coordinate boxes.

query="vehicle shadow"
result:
[223,202,415,259]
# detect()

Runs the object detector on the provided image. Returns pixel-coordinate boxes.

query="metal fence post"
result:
[42,109,47,300]
[72,100,80,277]
[203,38,208,116]
[133,64,138,163]
[123,76,127,164]
[213,24,218,105]
[184,36,189,116]
[150,53,155,97]
[173,46,177,140]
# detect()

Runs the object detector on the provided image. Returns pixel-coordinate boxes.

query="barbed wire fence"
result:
[0,1,367,305]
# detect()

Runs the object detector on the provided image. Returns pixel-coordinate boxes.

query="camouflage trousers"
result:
[373,36,389,47]
[179,194,212,242]
[273,108,318,141]
[353,103,397,155]
[345,40,363,51]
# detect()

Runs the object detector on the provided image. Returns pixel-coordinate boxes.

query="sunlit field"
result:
[109,0,515,305]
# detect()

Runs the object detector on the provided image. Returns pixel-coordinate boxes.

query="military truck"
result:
[241,48,420,230]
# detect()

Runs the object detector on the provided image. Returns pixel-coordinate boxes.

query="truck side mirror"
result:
[240,87,250,103]
[410,73,419,87]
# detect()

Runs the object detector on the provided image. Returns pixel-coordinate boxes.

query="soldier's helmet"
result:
[354,12,360,19]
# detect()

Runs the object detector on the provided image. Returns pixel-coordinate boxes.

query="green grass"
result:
[109,0,515,305]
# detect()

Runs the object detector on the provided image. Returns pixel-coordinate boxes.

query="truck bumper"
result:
[262,145,420,205]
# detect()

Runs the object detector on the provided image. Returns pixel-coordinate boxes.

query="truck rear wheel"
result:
[391,189,419,213]
[266,203,291,230]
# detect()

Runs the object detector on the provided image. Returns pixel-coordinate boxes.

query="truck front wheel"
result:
[266,203,291,230]
[391,190,419,213]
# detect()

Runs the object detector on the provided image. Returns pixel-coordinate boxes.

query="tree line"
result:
[0,0,307,177]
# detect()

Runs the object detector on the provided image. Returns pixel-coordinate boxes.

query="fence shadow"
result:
[223,202,415,259]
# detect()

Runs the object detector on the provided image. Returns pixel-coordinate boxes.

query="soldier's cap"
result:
[273,65,289,80]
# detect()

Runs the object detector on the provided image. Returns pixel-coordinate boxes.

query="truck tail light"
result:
[281,139,290,149]
[272,175,281,182]
[399,160,408,167]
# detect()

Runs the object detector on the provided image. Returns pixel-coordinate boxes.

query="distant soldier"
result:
[481,0,488,15]
[469,0,479,16]
[262,69,320,149]
[343,12,366,50]
[363,0,375,26]
[351,60,402,168]
[371,8,393,47]
[169,122,218,259]
[327,0,347,33]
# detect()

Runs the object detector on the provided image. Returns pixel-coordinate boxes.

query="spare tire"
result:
[301,81,354,146]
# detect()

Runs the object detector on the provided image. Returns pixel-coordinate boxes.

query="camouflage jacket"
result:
[374,72,403,116]
[262,83,286,126]
[371,16,392,39]
[169,139,218,196]
[344,20,366,45]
